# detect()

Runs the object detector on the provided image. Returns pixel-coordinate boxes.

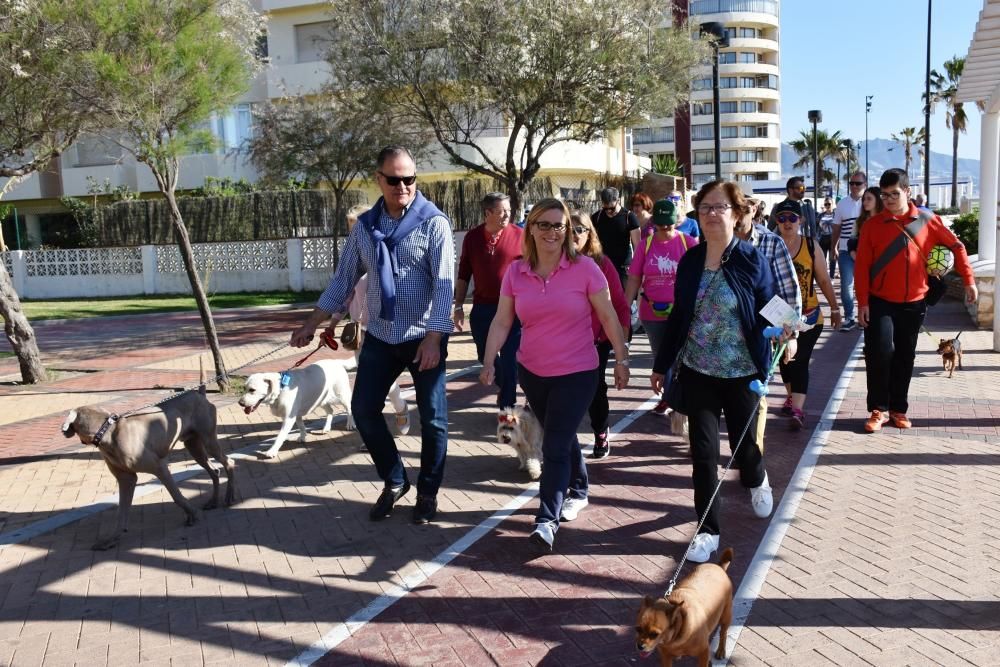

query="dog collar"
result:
[91,414,119,446]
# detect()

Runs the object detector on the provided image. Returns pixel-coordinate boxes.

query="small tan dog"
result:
[496,406,543,480]
[635,548,734,667]
[937,332,963,378]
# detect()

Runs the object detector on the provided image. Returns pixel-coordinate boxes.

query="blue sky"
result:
[779,0,985,159]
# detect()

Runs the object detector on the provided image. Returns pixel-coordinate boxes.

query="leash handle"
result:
[291,330,339,369]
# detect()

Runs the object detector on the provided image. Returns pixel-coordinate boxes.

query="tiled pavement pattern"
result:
[0,299,997,665]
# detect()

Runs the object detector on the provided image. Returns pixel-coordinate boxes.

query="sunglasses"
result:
[792,186,806,192]
[534,221,566,232]
[776,214,800,224]
[572,226,588,235]
[849,180,866,186]
[668,195,681,202]
[378,172,417,186]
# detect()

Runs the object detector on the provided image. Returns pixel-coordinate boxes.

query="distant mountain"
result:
[781,138,981,194]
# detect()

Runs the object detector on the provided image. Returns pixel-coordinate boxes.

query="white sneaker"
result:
[530,521,556,552]
[688,533,719,563]
[395,410,410,436]
[560,496,589,522]
[750,473,773,518]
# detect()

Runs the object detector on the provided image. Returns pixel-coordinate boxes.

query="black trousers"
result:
[779,319,824,395]
[863,296,927,414]
[587,340,612,436]
[682,366,766,536]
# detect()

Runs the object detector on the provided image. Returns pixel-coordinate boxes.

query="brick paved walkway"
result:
[0,299,997,666]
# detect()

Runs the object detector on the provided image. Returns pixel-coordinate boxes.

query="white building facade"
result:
[632,0,781,189]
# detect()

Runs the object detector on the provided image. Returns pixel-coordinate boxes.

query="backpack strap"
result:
[868,211,931,282]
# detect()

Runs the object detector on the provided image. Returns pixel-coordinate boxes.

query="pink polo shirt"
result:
[501,253,608,377]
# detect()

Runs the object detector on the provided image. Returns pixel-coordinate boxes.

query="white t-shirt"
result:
[832,195,863,252]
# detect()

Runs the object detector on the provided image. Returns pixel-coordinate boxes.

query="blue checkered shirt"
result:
[317,202,455,344]
[750,224,802,318]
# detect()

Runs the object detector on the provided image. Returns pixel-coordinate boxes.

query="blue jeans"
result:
[518,364,598,526]
[352,333,449,496]
[469,303,520,409]
[838,250,855,321]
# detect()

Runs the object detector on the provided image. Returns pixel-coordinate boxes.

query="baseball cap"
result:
[652,198,678,227]
[771,200,802,217]
[599,187,619,205]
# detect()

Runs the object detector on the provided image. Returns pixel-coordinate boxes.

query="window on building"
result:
[692,102,714,115]
[719,77,737,88]
[740,125,769,138]
[692,125,715,140]
[741,149,767,163]
[295,21,333,63]
[756,74,778,89]
[741,77,757,88]
[723,27,737,40]
[693,150,714,165]
[212,103,255,151]
[721,150,738,163]
[719,101,738,114]
[739,52,757,64]
[740,27,758,38]
[693,78,712,91]
[74,134,125,167]
[740,101,759,113]
[721,126,738,139]
[634,126,674,144]
[719,52,736,64]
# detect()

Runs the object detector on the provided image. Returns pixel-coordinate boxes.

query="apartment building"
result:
[633,0,782,189]
[1,0,643,249]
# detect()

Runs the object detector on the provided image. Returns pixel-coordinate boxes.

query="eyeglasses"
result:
[572,226,588,235]
[378,172,417,186]
[792,185,806,192]
[849,180,866,186]
[776,214,800,224]
[668,195,682,202]
[697,203,733,215]
[880,191,904,200]
[533,221,566,232]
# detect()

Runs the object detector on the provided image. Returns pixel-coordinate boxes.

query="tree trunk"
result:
[951,126,960,208]
[164,190,229,391]
[506,180,525,224]
[0,264,46,383]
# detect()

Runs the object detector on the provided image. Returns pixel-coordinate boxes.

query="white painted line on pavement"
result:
[720,335,865,663]
[285,393,661,666]
[0,365,480,550]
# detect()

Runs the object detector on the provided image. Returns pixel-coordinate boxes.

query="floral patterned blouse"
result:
[681,269,757,378]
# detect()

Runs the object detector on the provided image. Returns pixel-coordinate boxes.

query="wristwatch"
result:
[615,358,630,367]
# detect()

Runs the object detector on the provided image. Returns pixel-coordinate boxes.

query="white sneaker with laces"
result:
[688,532,719,563]
[750,473,773,518]
[530,521,556,552]
[560,496,589,522]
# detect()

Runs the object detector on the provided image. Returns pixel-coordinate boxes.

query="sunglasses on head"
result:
[776,213,800,224]
[378,171,417,186]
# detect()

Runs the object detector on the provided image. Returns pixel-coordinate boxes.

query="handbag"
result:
[340,321,361,351]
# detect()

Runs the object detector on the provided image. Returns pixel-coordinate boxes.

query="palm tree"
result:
[890,127,926,179]
[789,128,842,195]
[928,56,983,207]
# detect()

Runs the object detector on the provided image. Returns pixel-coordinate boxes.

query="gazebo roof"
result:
[956,0,1000,112]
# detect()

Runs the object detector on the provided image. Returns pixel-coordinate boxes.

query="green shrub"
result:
[950,208,979,256]
[933,206,960,216]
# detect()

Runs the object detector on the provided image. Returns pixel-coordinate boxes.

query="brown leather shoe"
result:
[864,410,889,433]
[889,412,912,429]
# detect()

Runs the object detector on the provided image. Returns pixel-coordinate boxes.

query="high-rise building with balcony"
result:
[633,0,781,189]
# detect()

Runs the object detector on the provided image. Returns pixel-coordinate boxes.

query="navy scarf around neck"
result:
[359,191,446,322]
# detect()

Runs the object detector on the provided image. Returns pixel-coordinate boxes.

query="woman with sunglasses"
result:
[480,199,629,552]
[624,198,698,414]
[650,180,780,564]
[571,211,631,460]
[772,200,841,430]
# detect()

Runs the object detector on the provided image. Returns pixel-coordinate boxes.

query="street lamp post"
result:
[809,110,822,208]
[700,22,729,181]
[923,0,932,202]
[865,95,873,177]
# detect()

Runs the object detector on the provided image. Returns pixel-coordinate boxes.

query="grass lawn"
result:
[20,291,321,321]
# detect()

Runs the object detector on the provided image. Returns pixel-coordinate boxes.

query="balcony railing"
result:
[690,0,779,16]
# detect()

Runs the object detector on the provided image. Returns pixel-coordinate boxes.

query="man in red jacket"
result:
[855,168,978,432]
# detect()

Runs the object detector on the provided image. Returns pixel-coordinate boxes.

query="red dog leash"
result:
[290,330,339,368]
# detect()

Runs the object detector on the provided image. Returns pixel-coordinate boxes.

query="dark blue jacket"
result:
[652,237,777,381]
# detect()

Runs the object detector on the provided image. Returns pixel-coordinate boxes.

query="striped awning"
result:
[956,0,1000,112]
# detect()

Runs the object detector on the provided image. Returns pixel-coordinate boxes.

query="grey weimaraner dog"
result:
[61,387,236,550]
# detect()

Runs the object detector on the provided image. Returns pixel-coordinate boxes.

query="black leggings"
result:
[778,320,824,395]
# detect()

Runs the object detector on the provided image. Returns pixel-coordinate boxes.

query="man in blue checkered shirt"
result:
[291,146,454,525]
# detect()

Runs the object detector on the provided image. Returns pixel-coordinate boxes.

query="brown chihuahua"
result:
[937,332,963,378]
[635,548,734,666]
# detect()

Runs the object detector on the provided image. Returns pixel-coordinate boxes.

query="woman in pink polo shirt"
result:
[480,198,630,552]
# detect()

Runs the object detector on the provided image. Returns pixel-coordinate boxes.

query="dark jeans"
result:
[863,296,926,414]
[469,303,521,409]
[819,235,834,277]
[587,340,612,435]
[352,333,449,496]
[779,319,824,395]
[838,251,855,321]
[681,366,766,536]
[518,364,598,526]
